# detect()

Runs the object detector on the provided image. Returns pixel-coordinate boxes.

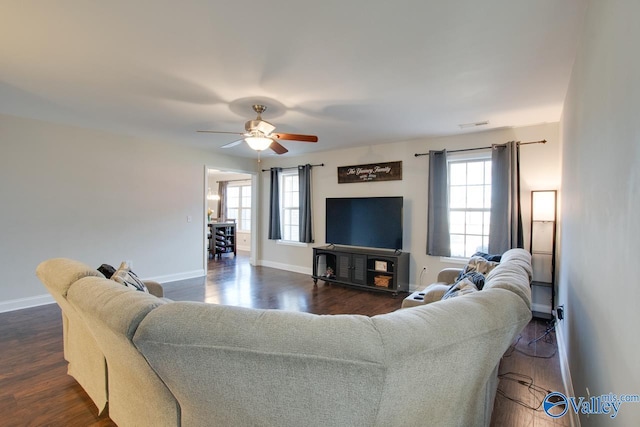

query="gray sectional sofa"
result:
[37,248,532,427]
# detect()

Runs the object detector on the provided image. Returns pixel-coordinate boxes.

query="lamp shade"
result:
[245,136,272,151]
[532,191,556,221]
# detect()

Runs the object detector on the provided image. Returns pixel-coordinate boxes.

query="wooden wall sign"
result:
[337,161,402,183]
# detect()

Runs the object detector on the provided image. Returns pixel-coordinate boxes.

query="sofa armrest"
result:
[401,283,451,308]
[143,280,164,298]
[437,268,462,284]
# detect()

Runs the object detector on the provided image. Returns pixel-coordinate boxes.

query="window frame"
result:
[225,180,252,232]
[446,151,492,259]
[279,170,300,243]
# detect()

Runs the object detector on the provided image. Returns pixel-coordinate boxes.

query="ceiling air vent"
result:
[459,121,489,129]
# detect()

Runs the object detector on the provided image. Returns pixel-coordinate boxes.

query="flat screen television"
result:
[325,196,403,250]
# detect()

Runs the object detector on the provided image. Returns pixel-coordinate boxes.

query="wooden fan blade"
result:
[197,130,245,135]
[269,140,289,155]
[272,133,318,143]
[220,139,244,149]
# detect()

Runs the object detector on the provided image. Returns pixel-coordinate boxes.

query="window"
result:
[226,181,251,232]
[281,171,299,241]
[448,156,491,257]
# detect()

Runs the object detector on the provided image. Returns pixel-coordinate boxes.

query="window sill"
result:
[277,240,309,248]
[439,256,469,265]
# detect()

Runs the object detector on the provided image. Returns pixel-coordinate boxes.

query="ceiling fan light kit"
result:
[197,104,318,155]
[245,135,273,151]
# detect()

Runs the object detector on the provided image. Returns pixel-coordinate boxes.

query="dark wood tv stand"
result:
[312,245,410,296]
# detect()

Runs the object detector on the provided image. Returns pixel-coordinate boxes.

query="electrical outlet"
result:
[556,305,564,320]
[187,215,192,223]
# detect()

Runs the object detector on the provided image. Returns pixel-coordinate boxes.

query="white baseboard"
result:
[0,294,55,313]
[0,268,205,313]
[556,320,580,427]
[144,269,205,284]
[0,269,204,313]
[258,260,313,276]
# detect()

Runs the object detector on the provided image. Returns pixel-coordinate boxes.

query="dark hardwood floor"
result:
[0,252,566,426]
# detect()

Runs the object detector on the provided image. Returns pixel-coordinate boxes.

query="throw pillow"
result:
[457,271,486,290]
[441,278,479,300]
[462,256,500,276]
[472,251,502,262]
[97,263,117,279]
[111,262,149,293]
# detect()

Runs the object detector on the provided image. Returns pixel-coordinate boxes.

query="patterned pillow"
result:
[441,277,479,300]
[471,251,502,262]
[111,262,149,293]
[445,255,501,300]
[458,271,486,290]
[464,256,500,276]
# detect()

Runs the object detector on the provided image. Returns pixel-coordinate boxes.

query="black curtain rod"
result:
[413,139,546,157]
[261,163,325,172]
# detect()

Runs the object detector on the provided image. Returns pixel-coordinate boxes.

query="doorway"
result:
[205,168,255,270]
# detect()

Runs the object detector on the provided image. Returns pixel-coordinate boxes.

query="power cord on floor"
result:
[502,328,557,359]
[496,320,560,410]
[496,371,553,411]
[529,319,557,346]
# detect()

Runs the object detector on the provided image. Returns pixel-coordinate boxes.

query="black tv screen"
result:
[325,197,403,250]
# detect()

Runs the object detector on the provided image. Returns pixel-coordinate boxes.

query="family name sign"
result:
[337,161,402,183]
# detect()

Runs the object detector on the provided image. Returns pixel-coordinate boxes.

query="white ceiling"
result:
[1,1,586,158]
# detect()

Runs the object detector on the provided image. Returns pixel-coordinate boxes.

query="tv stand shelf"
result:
[312,246,410,296]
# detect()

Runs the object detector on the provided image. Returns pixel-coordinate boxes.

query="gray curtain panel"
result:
[298,164,314,243]
[217,181,227,221]
[268,167,282,240]
[427,150,451,256]
[488,141,524,253]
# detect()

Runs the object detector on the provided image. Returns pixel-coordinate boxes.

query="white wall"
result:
[559,1,640,424]
[257,122,561,289]
[236,231,251,252]
[0,114,256,311]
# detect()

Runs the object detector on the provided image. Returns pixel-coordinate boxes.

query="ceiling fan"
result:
[197,104,318,155]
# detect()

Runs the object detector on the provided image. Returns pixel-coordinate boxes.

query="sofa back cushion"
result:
[133,302,386,427]
[484,248,532,308]
[36,258,104,297]
[371,288,532,426]
[133,288,532,427]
